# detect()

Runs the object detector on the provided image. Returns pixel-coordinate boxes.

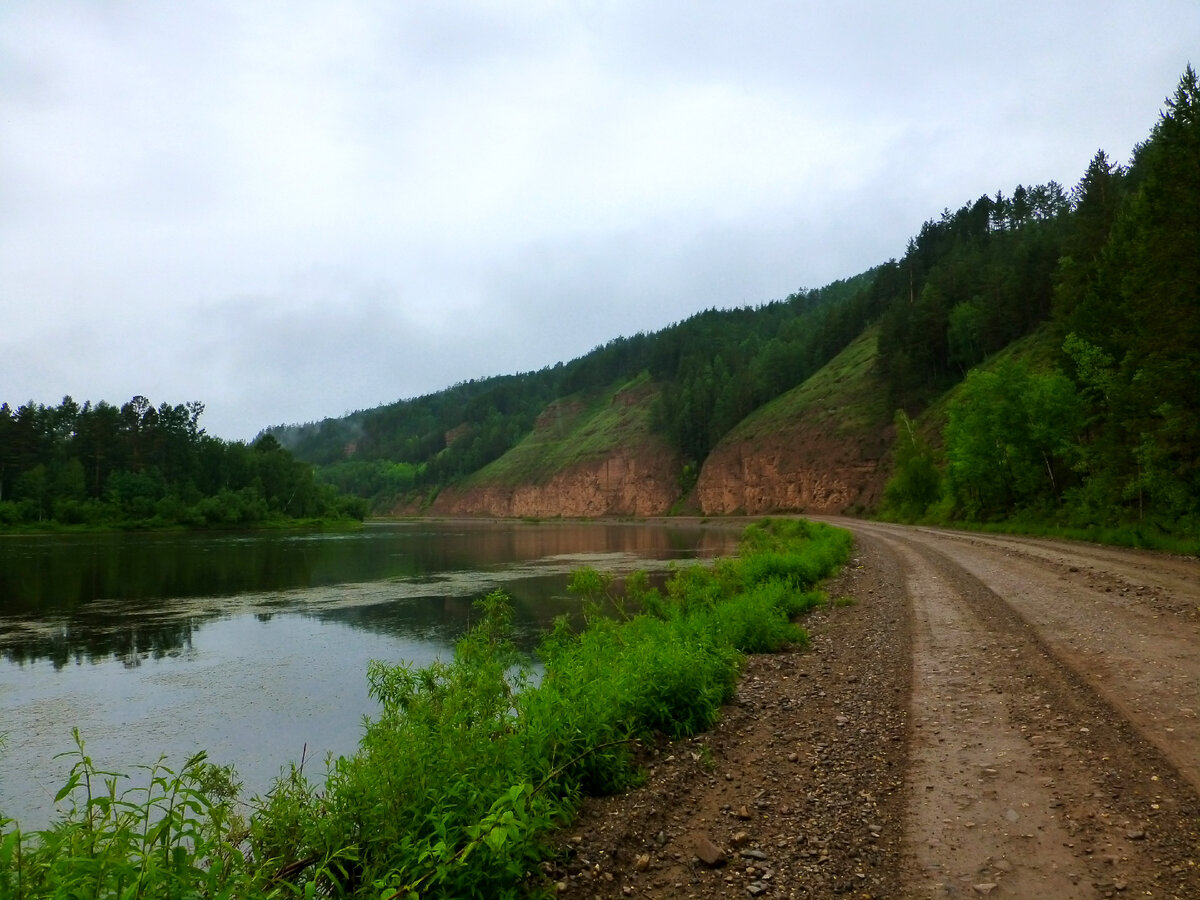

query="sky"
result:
[2,2,1197,441]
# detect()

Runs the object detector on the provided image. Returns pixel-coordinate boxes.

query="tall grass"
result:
[0,518,851,899]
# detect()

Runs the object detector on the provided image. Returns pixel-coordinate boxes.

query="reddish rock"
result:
[696,425,887,516]
[692,833,727,868]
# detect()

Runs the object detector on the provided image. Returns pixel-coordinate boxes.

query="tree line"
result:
[0,396,365,528]
[885,66,1200,536]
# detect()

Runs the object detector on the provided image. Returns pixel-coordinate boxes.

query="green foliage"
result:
[1049,66,1200,526]
[3,519,852,899]
[0,730,265,899]
[460,375,664,490]
[944,360,1085,519]
[876,181,1070,407]
[891,67,1200,531]
[650,274,880,464]
[883,411,942,520]
[316,460,419,511]
[0,396,363,531]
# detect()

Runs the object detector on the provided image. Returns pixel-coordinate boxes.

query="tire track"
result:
[843,521,1200,899]
[896,526,1200,793]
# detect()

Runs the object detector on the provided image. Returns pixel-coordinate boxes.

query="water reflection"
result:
[2,620,201,670]
[0,520,738,828]
[0,521,733,667]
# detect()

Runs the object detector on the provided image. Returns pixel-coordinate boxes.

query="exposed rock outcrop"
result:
[412,331,894,519]
[696,327,893,516]
[428,445,679,517]
[696,424,888,515]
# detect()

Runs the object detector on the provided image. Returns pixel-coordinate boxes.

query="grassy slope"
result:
[447,329,893,508]
[456,373,668,489]
[719,325,889,447]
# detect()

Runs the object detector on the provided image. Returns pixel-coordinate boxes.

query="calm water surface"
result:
[0,520,737,828]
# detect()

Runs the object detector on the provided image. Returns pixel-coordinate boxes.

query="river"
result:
[0,519,738,829]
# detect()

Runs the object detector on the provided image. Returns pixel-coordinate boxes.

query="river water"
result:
[0,519,738,829]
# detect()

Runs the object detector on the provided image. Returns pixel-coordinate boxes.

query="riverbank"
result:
[545,520,1200,898]
[542,541,909,898]
[2,518,853,899]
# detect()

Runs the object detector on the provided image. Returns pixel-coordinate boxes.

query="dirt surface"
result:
[541,520,1200,898]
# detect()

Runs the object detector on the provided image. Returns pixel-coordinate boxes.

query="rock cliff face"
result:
[413,332,893,519]
[695,327,892,516]
[428,444,679,517]
[695,423,889,515]
[427,421,888,519]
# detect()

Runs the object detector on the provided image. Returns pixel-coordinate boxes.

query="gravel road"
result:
[543,520,1200,899]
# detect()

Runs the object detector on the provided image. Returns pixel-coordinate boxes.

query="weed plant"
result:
[0,518,851,899]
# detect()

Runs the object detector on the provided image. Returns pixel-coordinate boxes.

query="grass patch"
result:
[1,518,851,899]
[459,374,670,489]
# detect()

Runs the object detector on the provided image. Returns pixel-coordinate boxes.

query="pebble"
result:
[693,833,727,868]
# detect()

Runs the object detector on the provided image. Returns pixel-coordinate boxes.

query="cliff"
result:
[427,447,679,517]
[425,375,682,517]
[696,328,892,515]
[414,331,893,519]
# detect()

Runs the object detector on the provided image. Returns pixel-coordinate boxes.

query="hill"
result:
[269,66,1199,542]
[696,326,891,516]
[424,375,681,517]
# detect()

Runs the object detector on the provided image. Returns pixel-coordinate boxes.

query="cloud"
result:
[2,0,1198,440]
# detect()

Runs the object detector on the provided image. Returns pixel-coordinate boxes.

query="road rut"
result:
[841,520,1200,898]
[546,520,1200,898]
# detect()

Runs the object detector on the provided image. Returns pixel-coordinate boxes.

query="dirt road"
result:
[545,520,1200,898]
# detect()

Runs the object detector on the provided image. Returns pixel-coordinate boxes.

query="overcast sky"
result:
[2,2,1196,440]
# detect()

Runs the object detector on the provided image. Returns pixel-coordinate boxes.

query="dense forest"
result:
[885,66,1200,534]
[0,396,365,528]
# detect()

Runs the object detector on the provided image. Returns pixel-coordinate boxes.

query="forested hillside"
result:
[267,67,1199,541]
[885,66,1200,540]
[268,269,881,506]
